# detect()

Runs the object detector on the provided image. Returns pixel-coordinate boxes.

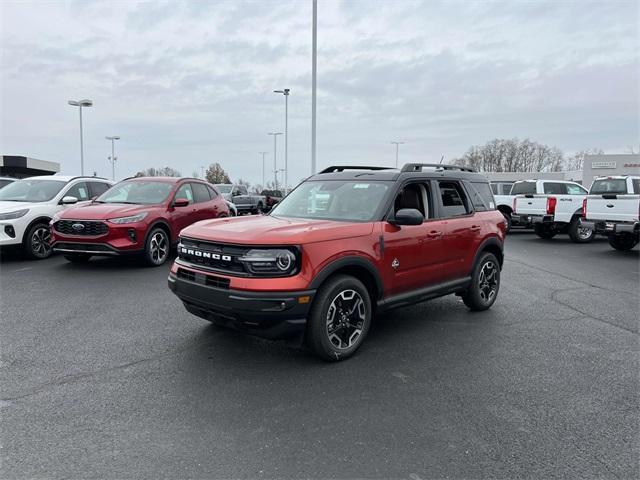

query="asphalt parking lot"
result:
[1,232,638,479]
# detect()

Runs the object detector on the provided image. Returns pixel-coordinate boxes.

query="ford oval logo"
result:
[72,223,85,231]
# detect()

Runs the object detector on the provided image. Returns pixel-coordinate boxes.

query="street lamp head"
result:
[267,132,283,136]
[79,99,93,107]
[273,89,290,95]
[105,136,120,141]
[68,100,79,106]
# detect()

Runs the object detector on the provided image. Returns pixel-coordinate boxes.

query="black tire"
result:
[501,211,512,233]
[143,227,170,266]
[23,222,53,260]
[534,223,557,239]
[306,274,372,361]
[252,203,264,215]
[568,216,594,243]
[608,233,639,251]
[462,252,500,311]
[64,254,92,263]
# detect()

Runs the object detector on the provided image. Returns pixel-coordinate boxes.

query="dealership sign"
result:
[591,161,617,169]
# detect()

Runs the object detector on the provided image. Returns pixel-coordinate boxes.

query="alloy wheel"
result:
[31,226,52,258]
[149,231,168,264]
[325,289,366,349]
[578,226,593,240]
[478,260,498,303]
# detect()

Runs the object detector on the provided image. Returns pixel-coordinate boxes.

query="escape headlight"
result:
[108,212,148,224]
[0,209,29,221]
[238,248,298,275]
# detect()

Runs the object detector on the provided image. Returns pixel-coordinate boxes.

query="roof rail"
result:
[319,165,394,173]
[401,163,476,173]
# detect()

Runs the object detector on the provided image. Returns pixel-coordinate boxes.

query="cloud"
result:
[1,0,638,184]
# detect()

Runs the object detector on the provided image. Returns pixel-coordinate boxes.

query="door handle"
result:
[426,230,443,239]
[470,224,481,230]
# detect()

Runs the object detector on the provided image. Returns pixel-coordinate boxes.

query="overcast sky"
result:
[1,0,638,185]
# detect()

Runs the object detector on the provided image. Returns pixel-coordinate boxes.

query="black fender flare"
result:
[143,220,173,246]
[21,216,53,243]
[309,255,384,299]
[472,236,504,269]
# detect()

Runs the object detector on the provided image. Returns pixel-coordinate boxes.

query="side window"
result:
[502,183,514,195]
[65,182,90,201]
[566,183,587,195]
[207,185,219,198]
[174,183,193,203]
[490,184,498,195]
[191,183,211,203]
[468,182,495,211]
[438,181,470,217]
[89,182,110,198]
[632,179,640,194]
[543,182,567,195]
[393,182,431,219]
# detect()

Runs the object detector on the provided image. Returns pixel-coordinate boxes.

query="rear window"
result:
[511,182,536,195]
[633,179,640,194]
[543,182,567,195]
[590,179,628,195]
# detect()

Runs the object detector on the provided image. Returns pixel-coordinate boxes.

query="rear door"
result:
[382,181,448,296]
[435,180,480,281]
[191,182,220,220]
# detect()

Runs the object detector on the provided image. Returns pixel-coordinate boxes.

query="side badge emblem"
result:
[392,258,400,270]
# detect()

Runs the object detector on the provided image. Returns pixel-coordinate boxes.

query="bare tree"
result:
[135,167,182,177]
[205,163,231,184]
[563,148,604,171]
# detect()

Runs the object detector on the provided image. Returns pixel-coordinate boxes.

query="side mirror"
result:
[61,195,79,205]
[174,197,190,207]
[391,208,424,226]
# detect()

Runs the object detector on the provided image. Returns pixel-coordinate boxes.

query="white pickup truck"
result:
[492,181,532,231]
[512,179,592,243]
[581,175,640,251]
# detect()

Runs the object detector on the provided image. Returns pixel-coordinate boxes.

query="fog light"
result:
[128,229,137,242]
[4,225,15,238]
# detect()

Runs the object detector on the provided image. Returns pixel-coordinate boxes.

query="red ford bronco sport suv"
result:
[168,164,506,360]
[51,177,229,266]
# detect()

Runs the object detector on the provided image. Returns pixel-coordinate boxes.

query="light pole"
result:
[274,168,285,192]
[391,141,405,168]
[273,88,290,191]
[267,132,282,190]
[311,0,317,175]
[68,99,93,175]
[200,165,205,179]
[259,151,268,188]
[105,136,120,181]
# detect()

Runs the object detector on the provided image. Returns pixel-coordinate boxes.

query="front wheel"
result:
[306,274,372,361]
[568,217,594,243]
[23,222,53,259]
[462,252,500,311]
[534,223,557,239]
[608,233,639,251]
[143,227,170,266]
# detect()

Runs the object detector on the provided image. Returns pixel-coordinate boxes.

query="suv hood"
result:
[59,203,153,220]
[182,215,375,244]
[0,200,48,212]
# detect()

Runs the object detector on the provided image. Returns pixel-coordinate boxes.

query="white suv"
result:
[0,175,113,259]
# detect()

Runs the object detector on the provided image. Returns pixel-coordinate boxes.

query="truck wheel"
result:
[608,233,638,251]
[534,224,556,239]
[568,216,594,243]
[502,212,512,233]
[23,222,53,260]
[64,254,92,263]
[143,227,170,266]
[462,252,500,311]
[252,203,264,215]
[306,274,372,361]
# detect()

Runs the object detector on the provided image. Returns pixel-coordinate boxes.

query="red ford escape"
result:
[51,177,229,266]
[168,164,506,360]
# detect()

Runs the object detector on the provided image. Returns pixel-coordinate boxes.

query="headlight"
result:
[108,212,148,224]
[238,248,298,276]
[0,209,29,220]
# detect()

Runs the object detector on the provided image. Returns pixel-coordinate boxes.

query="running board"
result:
[378,277,471,311]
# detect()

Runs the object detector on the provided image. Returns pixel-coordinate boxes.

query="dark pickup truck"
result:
[261,189,283,211]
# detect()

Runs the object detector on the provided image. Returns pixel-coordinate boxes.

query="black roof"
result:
[309,164,489,182]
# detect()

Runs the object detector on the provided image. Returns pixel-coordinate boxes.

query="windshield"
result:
[215,185,232,194]
[270,180,390,222]
[590,179,628,195]
[0,179,66,202]
[96,181,173,205]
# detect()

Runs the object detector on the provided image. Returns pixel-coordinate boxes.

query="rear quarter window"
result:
[468,182,495,211]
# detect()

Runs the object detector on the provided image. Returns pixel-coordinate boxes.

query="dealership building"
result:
[0,155,60,179]
[581,154,640,187]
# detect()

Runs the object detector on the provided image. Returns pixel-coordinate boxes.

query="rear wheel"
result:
[23,222,52,259]
[608,233,638,251]
[501,211,512,233]
[534,223,557,239]
[143,227,170,266]
[568,216,594,243]
[64,253,92,263]
[462,252,500,311]
[306,274,372,361]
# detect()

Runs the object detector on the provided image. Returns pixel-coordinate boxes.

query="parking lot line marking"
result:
[13,267,32,272]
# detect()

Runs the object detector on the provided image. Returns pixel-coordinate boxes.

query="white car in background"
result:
[0,175,112,259]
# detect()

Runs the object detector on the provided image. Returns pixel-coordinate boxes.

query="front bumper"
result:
[51,221,146,255]
[0,221,27,247]
[581,219,639,235]
[168,270,315,340]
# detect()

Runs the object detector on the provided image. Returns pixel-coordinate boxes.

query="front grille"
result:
[177,267,230,289]
[53,242,113,252]
[55,220,108,236]
[178,237,249,275]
